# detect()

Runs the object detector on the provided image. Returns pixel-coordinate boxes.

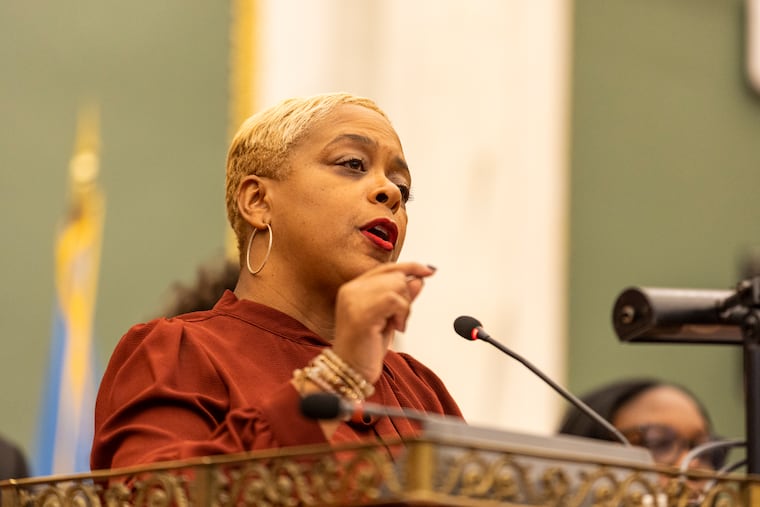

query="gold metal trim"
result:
[1,437,750,506]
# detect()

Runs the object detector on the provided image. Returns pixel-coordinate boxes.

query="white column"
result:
[255,0,572,434]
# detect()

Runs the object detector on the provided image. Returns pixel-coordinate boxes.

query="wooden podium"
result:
[1,417,755,506]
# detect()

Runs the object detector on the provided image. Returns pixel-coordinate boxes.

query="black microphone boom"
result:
[612,286,744,344]
[453,315,631,447]
[300,392,440,424]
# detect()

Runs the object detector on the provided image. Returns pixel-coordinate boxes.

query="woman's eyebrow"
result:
[325,134,410,173]
[325,133,375,149]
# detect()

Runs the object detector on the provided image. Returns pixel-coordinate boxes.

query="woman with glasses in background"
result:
[557,378,728,471]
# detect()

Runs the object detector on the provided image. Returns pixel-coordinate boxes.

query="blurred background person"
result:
[0,434,28,480]
[155,256,239,318]
[557,378,728,471]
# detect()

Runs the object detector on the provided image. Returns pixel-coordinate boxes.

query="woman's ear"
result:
[237,175,271,228]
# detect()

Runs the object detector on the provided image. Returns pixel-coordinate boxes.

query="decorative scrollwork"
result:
[335,448,399,505]
[0,439,752,507]
[701,483,743,507]
[571,467,628,506]
[306,454,342,505]
[36,485,66,507]
[540,466,574,504]
[132,473,188,507]
[64,482,101,507]
[101,482,130,507]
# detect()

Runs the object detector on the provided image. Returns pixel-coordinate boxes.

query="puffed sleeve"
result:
[91,319,327,470]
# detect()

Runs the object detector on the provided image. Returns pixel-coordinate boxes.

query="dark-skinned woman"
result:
[91,92,462,470]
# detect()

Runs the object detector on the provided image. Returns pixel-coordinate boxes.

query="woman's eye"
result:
[340,158,365,171]
[397,184,411,203]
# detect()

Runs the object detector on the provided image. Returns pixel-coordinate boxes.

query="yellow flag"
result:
[36,104,104,475]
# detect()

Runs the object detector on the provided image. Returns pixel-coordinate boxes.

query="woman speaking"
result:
[91,93,462,470]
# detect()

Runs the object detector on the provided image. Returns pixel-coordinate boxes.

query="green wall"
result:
[0,2,230,469]
[569,0,760,441]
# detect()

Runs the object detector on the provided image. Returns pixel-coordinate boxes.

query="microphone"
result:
[453,315,631,446]
[611,286,745,344]
[300,392,439,424]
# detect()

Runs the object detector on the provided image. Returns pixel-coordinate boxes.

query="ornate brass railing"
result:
[1,434,755,506]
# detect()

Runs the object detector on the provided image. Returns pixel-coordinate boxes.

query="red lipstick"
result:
[360,218,398,252]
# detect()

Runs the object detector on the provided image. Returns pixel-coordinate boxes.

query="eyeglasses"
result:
[619,424,727,470]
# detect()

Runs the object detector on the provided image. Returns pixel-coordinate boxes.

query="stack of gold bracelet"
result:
[293,348,375,401]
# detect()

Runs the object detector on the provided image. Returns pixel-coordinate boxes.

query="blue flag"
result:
[35,108,104,476]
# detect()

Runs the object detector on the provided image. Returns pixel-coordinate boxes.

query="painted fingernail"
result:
[427,264,437,272]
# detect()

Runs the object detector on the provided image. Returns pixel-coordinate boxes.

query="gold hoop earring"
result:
[246,224,273,275]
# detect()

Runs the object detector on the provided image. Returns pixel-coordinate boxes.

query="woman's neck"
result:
[234,271,337,342]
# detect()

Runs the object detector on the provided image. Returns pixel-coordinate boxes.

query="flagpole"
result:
[226,0,259,261]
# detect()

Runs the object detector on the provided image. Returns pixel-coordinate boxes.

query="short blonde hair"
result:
[225,92,388,255]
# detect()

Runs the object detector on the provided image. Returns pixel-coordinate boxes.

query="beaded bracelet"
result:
[292,348,375,402]
[321,348,375,399]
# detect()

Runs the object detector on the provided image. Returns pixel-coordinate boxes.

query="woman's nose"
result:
[370,179,402,212]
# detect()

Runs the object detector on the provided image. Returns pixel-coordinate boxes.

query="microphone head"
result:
[300,392,342,420]
[453,315,482,341]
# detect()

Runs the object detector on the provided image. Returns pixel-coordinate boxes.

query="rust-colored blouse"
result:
[91,291,462,470]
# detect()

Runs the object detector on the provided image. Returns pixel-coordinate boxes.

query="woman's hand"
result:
[331,262,436,384]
